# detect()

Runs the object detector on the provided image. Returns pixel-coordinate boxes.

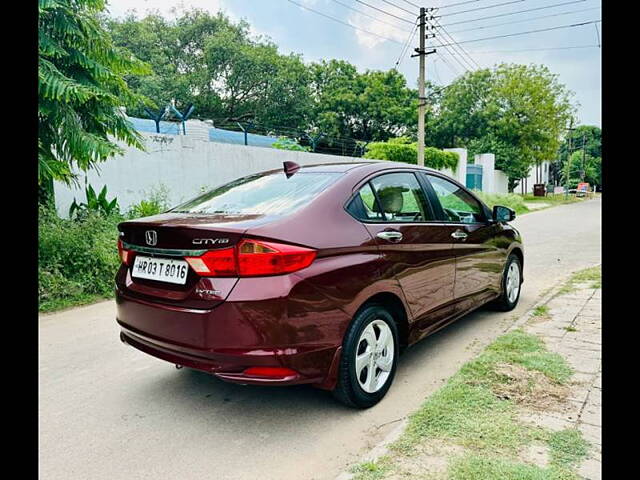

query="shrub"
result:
[364,137,458,171]
[272,136,311,152]
[127,185,170,219]
[38,205,122,312]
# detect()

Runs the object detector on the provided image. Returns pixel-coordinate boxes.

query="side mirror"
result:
[493,205,516,223]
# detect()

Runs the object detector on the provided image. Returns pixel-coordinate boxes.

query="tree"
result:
[431,64,575,191]
[309,60,417,144]
[105,8,313,129]
[39,0,151,195]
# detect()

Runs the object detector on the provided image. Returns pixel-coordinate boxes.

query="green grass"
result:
[557,266,601,296]
[532,305,550,317]
[449,454,579,480]
[475,192,530,216]
[352,329,586,479]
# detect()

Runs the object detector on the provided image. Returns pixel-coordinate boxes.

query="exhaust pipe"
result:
[175,364,183,370]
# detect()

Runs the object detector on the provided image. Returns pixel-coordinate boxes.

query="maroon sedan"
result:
[116,162,523,408]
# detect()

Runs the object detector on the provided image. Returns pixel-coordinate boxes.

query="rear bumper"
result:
[115,275,350,388]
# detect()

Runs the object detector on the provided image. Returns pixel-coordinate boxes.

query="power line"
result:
[394,20,419,69]
[448,5,600,33]
[354,0,416,24]
[396,0,421,8]
[379,0,418,17]
[437,0,489,9]
[287,0,405,45]
[440,0,587,27]
[437,44,600,54]
[436,19,601,47]
[328,0,413,33]
[439,0,525,18]
[432,18,481,70]
[435,51,463,76]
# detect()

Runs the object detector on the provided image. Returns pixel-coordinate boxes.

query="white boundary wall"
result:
[53,133,380,217]
[53,134,508,217]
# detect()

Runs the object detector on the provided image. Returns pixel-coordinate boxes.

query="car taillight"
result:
[184,240,316,277]
[237,239,316,276]
[185,247,236,276]
[117,239,134,266]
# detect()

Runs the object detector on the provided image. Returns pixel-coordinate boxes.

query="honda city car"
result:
[115,161,523,408]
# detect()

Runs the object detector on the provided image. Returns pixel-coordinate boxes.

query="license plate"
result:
[131,255,189,285]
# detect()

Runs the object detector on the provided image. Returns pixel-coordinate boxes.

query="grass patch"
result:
[547,429,589,469]
[351,457,392,480]
[532,305,550,317]
[353,329,586,479]
[563,326,577,333]
[557,266,601,296]
[449,454,578,480]
[475,192,530,216]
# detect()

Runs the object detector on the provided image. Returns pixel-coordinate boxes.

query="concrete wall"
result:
[493,170,509,195]
[53,135,510,217]
[53,133,379,217]
[474,153,495,194]
[444,147,467,186]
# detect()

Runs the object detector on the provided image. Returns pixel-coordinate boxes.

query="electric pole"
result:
[564,119,574,199]
[413,7,436,166]
[581,133,586,182]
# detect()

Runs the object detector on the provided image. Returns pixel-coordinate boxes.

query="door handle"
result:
[376,231,403,242]
[451,229,468,240]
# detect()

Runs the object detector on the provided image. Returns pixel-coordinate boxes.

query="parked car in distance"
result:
[115,162,524,408]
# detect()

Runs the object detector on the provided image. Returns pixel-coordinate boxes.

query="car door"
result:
[348,170,458,342]
[421,173,505,313]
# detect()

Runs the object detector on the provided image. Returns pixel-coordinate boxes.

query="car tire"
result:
[332,305,399,409]
[489,253,522,311]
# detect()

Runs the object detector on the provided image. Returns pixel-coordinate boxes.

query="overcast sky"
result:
[105,0,601,127]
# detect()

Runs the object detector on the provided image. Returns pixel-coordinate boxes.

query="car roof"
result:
[298,161,441,174]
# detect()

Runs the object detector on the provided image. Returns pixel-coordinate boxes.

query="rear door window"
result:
[347,172,433,222]
[171,172,339,215]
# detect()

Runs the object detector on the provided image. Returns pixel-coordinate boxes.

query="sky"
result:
[105,0,601,127]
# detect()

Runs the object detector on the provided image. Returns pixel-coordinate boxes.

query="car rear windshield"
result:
[170,172,340,215]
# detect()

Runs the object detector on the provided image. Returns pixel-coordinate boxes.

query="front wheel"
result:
[489,254,522,311]
[332,305,399,408]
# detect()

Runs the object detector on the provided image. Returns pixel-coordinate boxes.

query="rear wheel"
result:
[489,254,522,311]
[332,305,399,408]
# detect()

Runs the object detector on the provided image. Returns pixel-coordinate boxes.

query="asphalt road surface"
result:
[39,197,601,480]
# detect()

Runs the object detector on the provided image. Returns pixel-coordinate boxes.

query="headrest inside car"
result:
[375,187,405,214]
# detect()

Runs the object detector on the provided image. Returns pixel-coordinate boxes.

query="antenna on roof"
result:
[283,161,300,178]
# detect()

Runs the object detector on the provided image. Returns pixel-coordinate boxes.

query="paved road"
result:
[39,198,601,480]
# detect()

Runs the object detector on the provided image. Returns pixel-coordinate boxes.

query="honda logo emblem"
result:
[145,230,157,246]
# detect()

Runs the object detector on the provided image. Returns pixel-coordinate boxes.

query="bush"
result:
[127,185,170,219]
[39,205,122,312]
[475,191,530,215]
[364,137,458,171]
[272,136,311,152]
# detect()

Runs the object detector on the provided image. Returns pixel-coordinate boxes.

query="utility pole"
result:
[564,119,574,199]
[581,133,586,182]
[412,7,436,166]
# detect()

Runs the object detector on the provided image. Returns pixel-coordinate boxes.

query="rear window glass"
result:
[170,172,339,215]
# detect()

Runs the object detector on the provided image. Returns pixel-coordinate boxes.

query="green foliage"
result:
[39,205,122,312]
[39,0,152,187]
[69,184,119,219]
[364,137,459,170]
[309,60,417,143]
[433,64,575,190]
[474,192,530,216]
[127,185,170,218]
[105,9,312,129]
[271,136,310,152]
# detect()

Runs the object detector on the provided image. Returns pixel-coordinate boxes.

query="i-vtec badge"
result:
[192,238,230,245]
